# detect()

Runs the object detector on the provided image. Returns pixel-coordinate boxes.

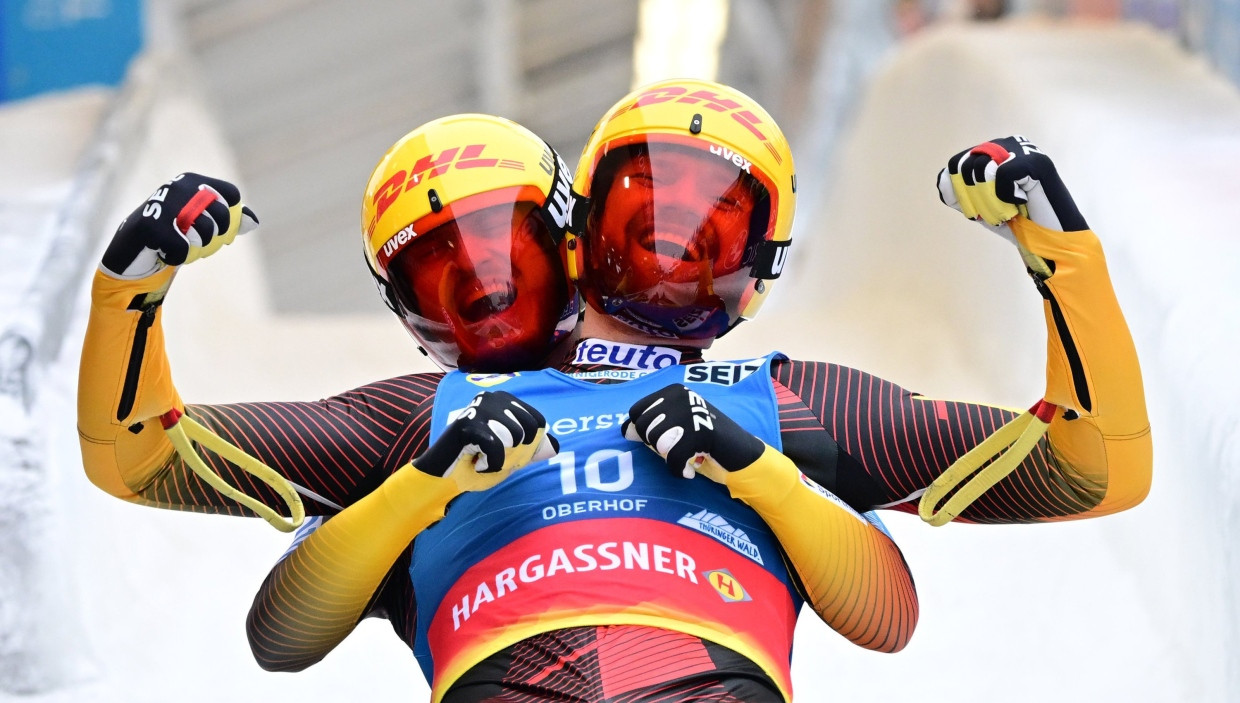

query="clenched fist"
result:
[936,135,1087,232]
[622,384,766,483]
[414,390,560,493]
[101,172,258,279]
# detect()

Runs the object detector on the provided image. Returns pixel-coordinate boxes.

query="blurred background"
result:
[1,0,1238,701]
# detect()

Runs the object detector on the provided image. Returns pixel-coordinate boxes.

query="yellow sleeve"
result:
[77,267,183,500]
[713,446,919,652]
[246,463,458,670]
[1010,218,1152,517]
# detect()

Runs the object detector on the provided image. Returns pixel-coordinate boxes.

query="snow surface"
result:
[1,19,1236,703]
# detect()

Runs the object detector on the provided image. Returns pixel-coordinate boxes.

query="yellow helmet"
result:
[570,78,796,339]
[361,114,578,371]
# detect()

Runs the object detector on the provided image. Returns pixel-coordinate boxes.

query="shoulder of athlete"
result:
[326,371,446,405]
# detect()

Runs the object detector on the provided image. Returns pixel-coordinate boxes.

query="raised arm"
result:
[78,173,255,501]
[766,138,1155,525]
[935,136,1152,519]
[77,173,435,514]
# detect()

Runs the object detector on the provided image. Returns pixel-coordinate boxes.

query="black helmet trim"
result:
[365,252,399,314]
[539,144,576,242]
[751,239,792,279]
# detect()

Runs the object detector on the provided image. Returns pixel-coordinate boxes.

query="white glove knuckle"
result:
[645,414,666,440]
[623,422,642,443]
[655,426,684,457]
[487,419,515,448]
[473,454,490,474]
[531,436,557,463]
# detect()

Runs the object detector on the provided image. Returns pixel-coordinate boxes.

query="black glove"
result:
[413,390,559,492]
[101,172,259,279]
[622,384,765,482]
[937,135,1087,232]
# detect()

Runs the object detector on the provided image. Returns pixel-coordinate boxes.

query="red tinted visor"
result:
[581,140,773,338]
[385,196,573,371]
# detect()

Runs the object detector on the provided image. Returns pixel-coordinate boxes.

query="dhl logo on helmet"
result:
[365,143,525,240]
[606,86,783,166]
[369,142,575,275]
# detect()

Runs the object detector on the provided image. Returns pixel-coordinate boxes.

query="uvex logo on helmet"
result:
[378,224,417,269]
[607,86,783,166]
[541,146,574,230]
[366,144,526,237]
[709,144,751,173]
